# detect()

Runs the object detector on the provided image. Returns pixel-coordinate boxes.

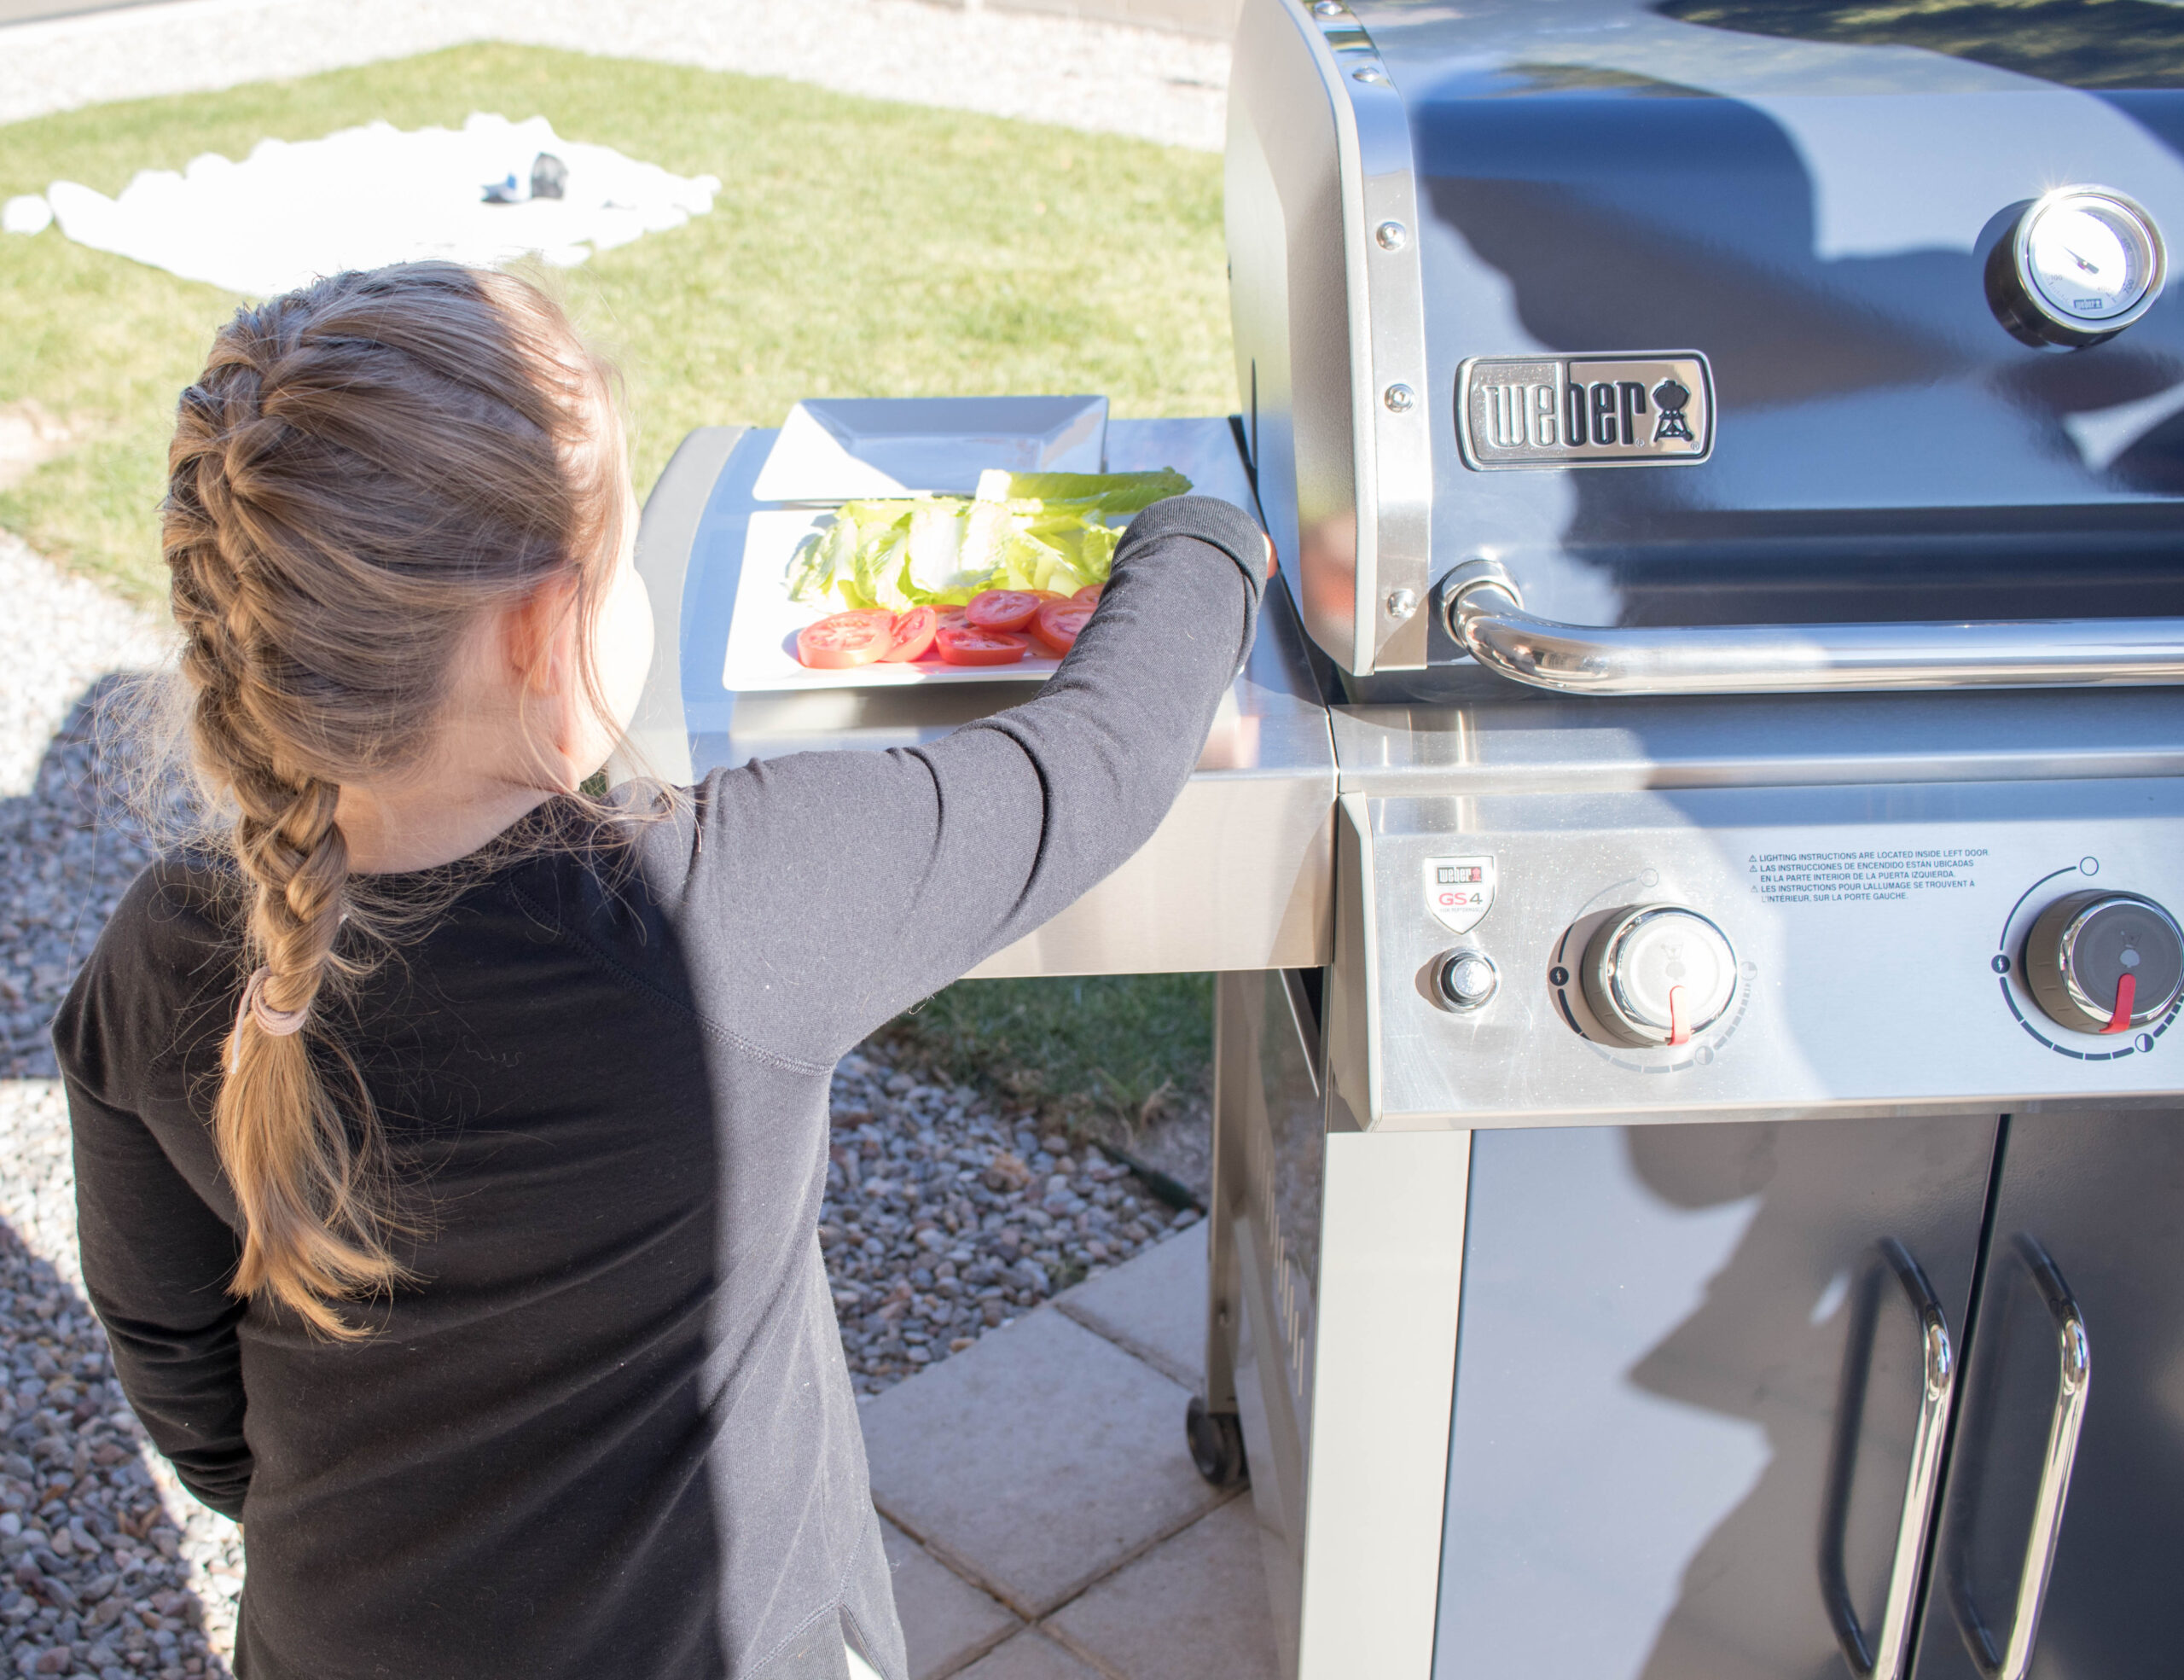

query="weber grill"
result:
[630,3,2184,1676]
[1208,3,2184,1677]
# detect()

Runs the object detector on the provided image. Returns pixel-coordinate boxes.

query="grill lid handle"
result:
[1447,568,2184,695]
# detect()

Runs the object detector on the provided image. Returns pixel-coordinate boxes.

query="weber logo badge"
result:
[1457,352,1714,469]
[1425,855,1496,935]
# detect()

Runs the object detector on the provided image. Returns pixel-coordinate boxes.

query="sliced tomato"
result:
[937,625,1031,666]
[879,606,939,663]
[797,610,896,669]
[1072,584,1103,607]
[1031,600,1095,657]
[911,607,968,660]
[965,590,1042,632]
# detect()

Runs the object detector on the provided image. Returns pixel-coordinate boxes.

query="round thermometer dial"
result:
[1990,187,2167,347]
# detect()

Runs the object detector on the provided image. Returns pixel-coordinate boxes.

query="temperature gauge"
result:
[1989,186,2167,347]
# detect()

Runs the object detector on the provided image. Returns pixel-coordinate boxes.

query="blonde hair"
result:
[160,262,630,1336]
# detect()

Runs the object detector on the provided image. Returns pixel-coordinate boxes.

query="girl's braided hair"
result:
[161,262,628,1336]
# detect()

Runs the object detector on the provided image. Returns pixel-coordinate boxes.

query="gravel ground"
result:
[0,535,171,1080]
[0,0,1228,151]
[0,1083,242,1680]
[0,532,1201,1669]
[823,1048,1197,1392]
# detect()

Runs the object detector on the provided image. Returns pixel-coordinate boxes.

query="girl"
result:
[54,262,1266,1680]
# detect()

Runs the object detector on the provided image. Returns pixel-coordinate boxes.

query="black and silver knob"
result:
[1582,905,1737,1048]
[2024,890,2184,1034]
[1434,949,1499,1012]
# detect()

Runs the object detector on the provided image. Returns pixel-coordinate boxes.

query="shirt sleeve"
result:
[649,494,1268,1071]
[53,869,255,1520]
[67,1079,253,1519]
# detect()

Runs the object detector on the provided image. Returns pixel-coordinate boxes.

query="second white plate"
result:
[750,395,1107,502]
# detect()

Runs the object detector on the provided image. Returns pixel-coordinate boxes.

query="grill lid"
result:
[1228,0,2184,676]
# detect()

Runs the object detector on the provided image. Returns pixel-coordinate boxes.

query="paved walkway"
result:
[0,0,1228,150]
[864,1229,1279,1679]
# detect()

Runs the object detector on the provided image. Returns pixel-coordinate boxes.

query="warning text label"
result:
[1749,847,1986,906]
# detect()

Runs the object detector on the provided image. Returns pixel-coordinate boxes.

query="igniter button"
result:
[1435,950,1499,1012]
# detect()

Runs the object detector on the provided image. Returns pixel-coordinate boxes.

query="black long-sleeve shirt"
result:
[52,496,1266,1680]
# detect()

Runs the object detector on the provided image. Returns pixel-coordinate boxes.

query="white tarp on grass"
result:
[5,113,718,297]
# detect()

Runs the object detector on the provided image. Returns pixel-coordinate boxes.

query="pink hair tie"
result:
[239,967,310,1038]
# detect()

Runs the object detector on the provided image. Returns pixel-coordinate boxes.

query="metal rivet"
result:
[1384,383,1415,413]
[1374,219,1408,251]
[1352,66,1386,84]
[1386,587,1418,620]
[1312,0,1345,15]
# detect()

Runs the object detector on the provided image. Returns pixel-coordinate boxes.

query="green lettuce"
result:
[784,468,1190,612]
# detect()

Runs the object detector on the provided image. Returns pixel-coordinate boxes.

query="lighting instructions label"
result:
[1750,846,1988,906]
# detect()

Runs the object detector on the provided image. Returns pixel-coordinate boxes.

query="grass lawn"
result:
[0,43,1237,1120]
[882,972,1213,1136]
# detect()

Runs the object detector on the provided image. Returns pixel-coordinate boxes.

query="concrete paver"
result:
[953,1630,1105,1680]
[1054,1226,1206,1389]
[881,1516,1021,1680]
[861,1306,1222,1616]
[1045,1494,1278,1680]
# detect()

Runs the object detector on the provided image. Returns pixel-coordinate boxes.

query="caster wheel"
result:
[1186,1394,1249,1489]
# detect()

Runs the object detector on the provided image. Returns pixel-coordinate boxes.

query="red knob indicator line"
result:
[1668,985,1688,1046]
[2104,972,2136,1035]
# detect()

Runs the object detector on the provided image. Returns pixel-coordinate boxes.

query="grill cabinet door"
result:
[1433,1116,1995,1680]
[1910,1110,2184,1680]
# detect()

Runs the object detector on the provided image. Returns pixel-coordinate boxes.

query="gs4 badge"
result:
[1425,855,1496,935]
[1457,352,1714,469]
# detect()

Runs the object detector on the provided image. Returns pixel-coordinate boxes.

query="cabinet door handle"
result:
[1950,1235,2091,1680]
[1821,1238,1958,1680]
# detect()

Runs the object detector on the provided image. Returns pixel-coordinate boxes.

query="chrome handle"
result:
[1951,1235,2091,1680]
[1821,1239,1957,1680]
[1448,576,2184,695]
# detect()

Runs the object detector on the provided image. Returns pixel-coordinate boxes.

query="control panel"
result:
[1350,780,2184,1127]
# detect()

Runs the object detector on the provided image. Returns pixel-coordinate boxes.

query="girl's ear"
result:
[502,576,580,696]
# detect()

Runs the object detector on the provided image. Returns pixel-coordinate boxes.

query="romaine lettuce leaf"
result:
[781,468,1189,611]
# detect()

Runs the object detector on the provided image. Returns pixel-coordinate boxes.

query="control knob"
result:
[1434,949,1500,1012]
[1583,905,1738,1049]
[2024,891,2184,1034]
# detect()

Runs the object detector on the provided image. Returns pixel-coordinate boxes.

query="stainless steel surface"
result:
[1823,1240,1958,1680]
[1950,1240,2089,1680]
[1451,578,2184,696]
[1227,0,1432,677]
[1217,968,1467,1680]
[1328,685,2184,797]
[1328,779,2184,1130]
[2024,891,2184,1033]
[636,415,1335,978]
[1991,187,2167,348]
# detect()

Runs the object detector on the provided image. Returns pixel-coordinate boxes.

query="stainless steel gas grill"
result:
[628,3,2184,1676]
[1205,3,2184,1678]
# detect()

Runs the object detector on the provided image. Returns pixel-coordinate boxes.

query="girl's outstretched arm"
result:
[645,494,1268,1069]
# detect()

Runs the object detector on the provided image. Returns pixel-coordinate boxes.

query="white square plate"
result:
[749,395,1107,502]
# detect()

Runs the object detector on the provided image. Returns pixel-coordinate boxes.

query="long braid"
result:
[158,263,633,1337]
[167,305,398,1336]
